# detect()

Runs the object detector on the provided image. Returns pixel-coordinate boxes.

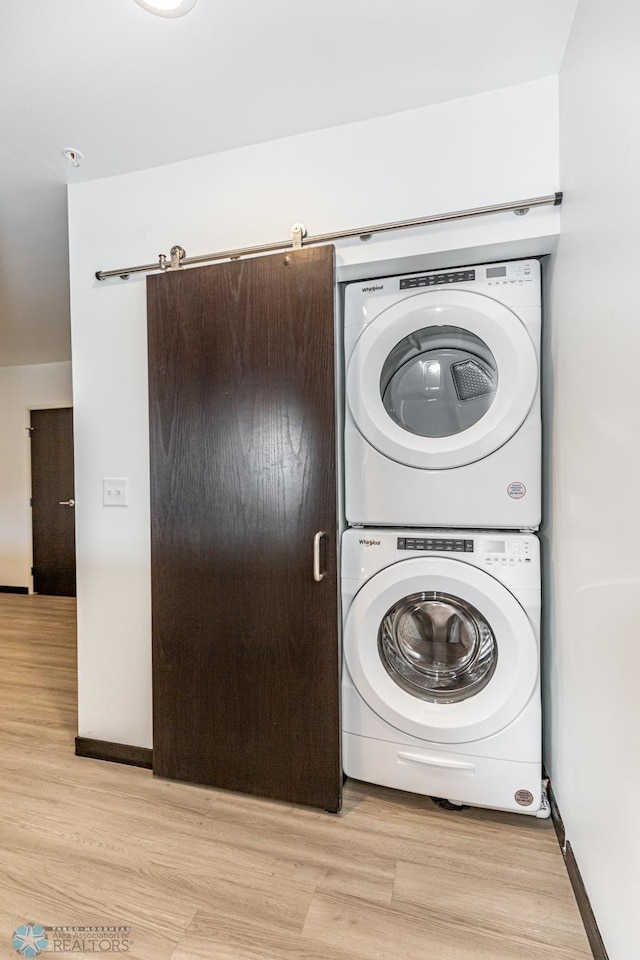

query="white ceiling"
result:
[0,0,578,366]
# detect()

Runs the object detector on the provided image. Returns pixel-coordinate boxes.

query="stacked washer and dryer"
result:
[342,259,548,816]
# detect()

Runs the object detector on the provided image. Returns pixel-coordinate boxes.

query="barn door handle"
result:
[59,499,75,507]
[313,531,326,582]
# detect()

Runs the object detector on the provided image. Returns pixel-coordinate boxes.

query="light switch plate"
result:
[103,477,129,506]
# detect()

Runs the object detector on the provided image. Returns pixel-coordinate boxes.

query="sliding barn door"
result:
[147,246,340,812]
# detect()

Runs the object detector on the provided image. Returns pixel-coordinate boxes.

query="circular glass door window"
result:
[380,325,498,438]
[378,591,497,703]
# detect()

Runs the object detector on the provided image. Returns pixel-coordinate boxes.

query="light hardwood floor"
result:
[0,595,593,959]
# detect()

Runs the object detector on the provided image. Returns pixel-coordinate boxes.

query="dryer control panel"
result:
[344,258,541,333]
[485,261,535,286]
[395,261,536,292]
[399,270,475,289]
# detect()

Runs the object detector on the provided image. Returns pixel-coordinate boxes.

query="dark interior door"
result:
[147,246,340,812]
[31,407,76,597]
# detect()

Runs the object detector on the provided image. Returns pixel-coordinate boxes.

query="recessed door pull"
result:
[59,499,75,507]
[313,531,326,582]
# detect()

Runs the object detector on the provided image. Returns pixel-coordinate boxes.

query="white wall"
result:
[0,362,73,588]
[547,2,640,957]
[68,76,559,749]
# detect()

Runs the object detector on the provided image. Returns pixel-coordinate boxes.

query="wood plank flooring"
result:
[0,595,593,959]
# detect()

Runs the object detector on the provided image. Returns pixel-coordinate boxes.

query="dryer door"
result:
[343,556,538,743]
[346,290,538,469]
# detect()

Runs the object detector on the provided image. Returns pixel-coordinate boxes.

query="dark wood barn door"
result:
[30,407,76,597]
[147,246,341,812]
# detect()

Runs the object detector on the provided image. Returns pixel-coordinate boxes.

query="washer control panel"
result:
[397,537,474,553]
[483,537,533,565]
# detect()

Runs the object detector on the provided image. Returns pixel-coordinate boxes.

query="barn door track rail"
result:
[95,192,562,282]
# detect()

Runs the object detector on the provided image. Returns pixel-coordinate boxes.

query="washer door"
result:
[344,556,538,743]
[346,290,538,469]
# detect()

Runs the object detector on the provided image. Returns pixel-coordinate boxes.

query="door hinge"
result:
[26,426,34,434]
[31,567,34,576]
[30,498,33,507]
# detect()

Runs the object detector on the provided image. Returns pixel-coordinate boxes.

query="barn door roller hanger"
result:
[95,192,562,282]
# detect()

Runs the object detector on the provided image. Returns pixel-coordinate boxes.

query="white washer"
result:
[342,528,543,815]
[344,259,541,529]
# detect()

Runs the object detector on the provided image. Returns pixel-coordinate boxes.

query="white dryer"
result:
[342,528,543,815]
[344,260,541,529]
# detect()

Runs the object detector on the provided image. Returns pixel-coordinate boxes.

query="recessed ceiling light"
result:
[133,0,197,17]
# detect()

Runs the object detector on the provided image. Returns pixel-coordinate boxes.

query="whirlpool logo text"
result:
[359,539,381,546]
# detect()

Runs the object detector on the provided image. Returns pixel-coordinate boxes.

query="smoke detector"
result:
[133,0,198,17]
